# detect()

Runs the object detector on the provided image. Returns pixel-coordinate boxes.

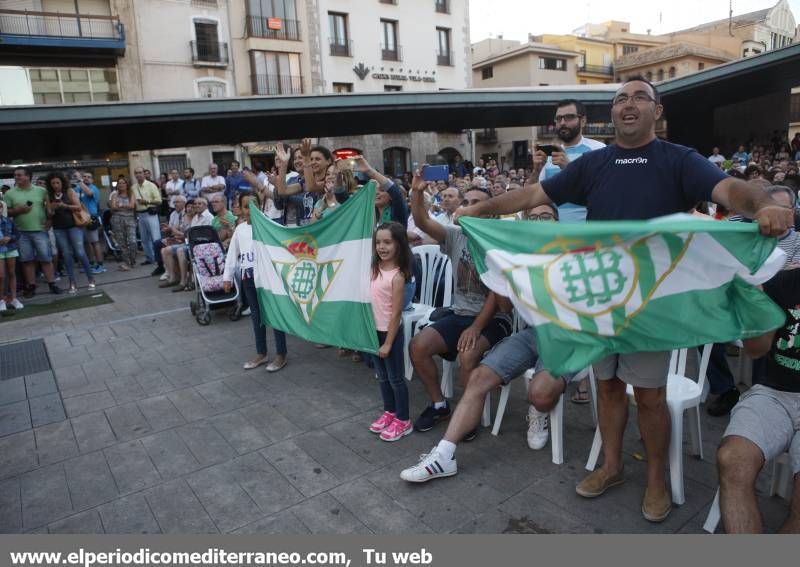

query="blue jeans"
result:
[53,227,93,285]
[242,276,286,356]
[707,343,735,395]
[368,329,409,421]
[137,213,161,262]
[17,231,52,263]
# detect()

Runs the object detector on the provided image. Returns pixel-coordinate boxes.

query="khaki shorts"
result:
[592,351,673,389]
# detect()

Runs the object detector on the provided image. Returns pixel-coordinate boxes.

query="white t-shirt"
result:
[223,222,254,281]
[190,209,214,227]
[165,179,184,208]
[257,171,283,220]
[708,154,725,165]
[201,175,226,200]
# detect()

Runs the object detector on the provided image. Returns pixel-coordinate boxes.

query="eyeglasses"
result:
[527,212,555,221]
[554,114,581,123]
[612,93,656,106]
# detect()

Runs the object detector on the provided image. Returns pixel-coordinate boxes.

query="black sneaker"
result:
[707,388,740,417]
[151,266,165,276]
[48,282,63,295]
[463,427,479,442]
[414,402,451,432]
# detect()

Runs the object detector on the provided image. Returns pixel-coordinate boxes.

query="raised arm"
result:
[273,144,303,197]
[456,179,551,222]
[300,138,323,193]
[354,155,391,187]
[711,177,793,237]
[409,172,446,244]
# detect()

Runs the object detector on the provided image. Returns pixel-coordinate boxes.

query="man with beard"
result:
[536,99,605,223]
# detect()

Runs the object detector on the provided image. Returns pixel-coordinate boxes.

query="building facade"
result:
[536,34,615,85]
[471,38,583,168]
[315,0,472,176]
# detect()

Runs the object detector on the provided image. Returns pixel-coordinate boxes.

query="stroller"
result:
[186,225,242,325]
[100,209,124,262]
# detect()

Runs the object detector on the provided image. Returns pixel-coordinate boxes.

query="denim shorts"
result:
[17,231,52,263]
[0,250,19,259]
[482,327,579,385]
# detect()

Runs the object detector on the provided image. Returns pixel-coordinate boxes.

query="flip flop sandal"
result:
[571,388,590,404]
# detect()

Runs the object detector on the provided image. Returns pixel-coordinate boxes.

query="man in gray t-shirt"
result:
[407,176,512,433]
[442,226,488,316]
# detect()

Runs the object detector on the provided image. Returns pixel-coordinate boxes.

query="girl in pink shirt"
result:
[368,222,413,442]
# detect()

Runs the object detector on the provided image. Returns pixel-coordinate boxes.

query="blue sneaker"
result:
[90,265,103,274]
[413,402,451,432]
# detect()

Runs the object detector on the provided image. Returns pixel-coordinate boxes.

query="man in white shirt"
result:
[708,147,726,167]
[434,187,462,227]
[200,163,226,201]
[190,198,214,227]
[164,169,184,211]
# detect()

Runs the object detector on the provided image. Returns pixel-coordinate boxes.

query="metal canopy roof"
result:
[0,42,798,159]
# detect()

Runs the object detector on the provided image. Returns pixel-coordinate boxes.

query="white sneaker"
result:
[159,273,169,281]
[9,299,23,310]
[0,300,6,312]
[399,447,457,483]
[241,307,251,316]
[526,405,549,450]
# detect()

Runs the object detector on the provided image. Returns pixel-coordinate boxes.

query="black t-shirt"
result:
[540,138,728,220]
[762,269,800,392]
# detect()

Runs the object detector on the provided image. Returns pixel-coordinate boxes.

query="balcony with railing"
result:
[245,16,301,41]
[0,9,125,57]
[476,128,497,144]
[329,39,353,57]
[381,44,402,62]
[538,123,616,138]
[437,50,453,66]
[251,74,304,96]
[577,64,614,76]
[191,40,229,66]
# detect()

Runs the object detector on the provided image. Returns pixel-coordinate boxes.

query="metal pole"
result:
[74,0,82,37]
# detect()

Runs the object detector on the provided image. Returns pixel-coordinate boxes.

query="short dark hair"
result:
[620,76,661,104]
[14,166,32,179]
[556,99,586,117]
[231,160,240,167]
[186,167,195,175]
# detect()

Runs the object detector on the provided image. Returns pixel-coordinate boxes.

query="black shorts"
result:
[428,313,512,361]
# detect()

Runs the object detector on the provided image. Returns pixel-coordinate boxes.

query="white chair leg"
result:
[687,405,704,460]
[585,426,602,471]
[669,408,686,506]
[550,394,564,465]
[403,320,414,381]
[771,454,793,500]
[441,361,454,399]
[587,368,599,427]
[491,384,511,436]
[482,392,492,427]
[703,489,721,533]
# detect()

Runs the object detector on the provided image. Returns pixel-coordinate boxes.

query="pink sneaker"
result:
[380,418,412,442]
[369,411,395,433]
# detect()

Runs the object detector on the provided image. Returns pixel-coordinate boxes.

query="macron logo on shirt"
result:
[615,157,648,165]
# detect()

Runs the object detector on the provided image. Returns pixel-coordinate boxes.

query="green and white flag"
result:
[250,181,379,354]
[460,214,787,375]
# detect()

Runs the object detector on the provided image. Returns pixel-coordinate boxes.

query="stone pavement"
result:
[0,265,791,534]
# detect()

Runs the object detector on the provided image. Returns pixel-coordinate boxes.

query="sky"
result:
[468,0,800,42]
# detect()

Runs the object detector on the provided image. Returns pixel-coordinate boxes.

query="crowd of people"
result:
[1,76,800,532]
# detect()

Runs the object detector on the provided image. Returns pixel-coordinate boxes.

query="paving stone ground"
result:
[0,266,791,534]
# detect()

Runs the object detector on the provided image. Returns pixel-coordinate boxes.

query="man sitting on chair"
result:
[405,171,512,436]
[400,203,578,483]
[717,268,800,533]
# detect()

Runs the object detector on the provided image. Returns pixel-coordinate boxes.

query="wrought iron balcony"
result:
[437,50,453,66]
[329,38,353,57]
[245,16,301,41]
[380,44,402,62]
[577,64,614,76]
[251,73,304,96]
[0,9,125,57]
[190,40,228,66]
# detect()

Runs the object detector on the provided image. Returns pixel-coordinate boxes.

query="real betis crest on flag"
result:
[250,181,380,354]
[460,215,787,375]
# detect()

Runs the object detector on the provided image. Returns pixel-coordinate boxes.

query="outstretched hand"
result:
[754,205,794,237]
[300,138,313,158]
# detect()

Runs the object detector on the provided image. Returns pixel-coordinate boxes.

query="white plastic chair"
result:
[703,453,793,533]
[402,245,453,381]
[585,344,713,506]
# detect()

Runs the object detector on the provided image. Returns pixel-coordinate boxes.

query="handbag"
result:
[72,205,91,227]
[87,215,101,231]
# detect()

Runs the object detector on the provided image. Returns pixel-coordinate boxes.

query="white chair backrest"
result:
[412,245,453,307]
[668,344,713,390]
